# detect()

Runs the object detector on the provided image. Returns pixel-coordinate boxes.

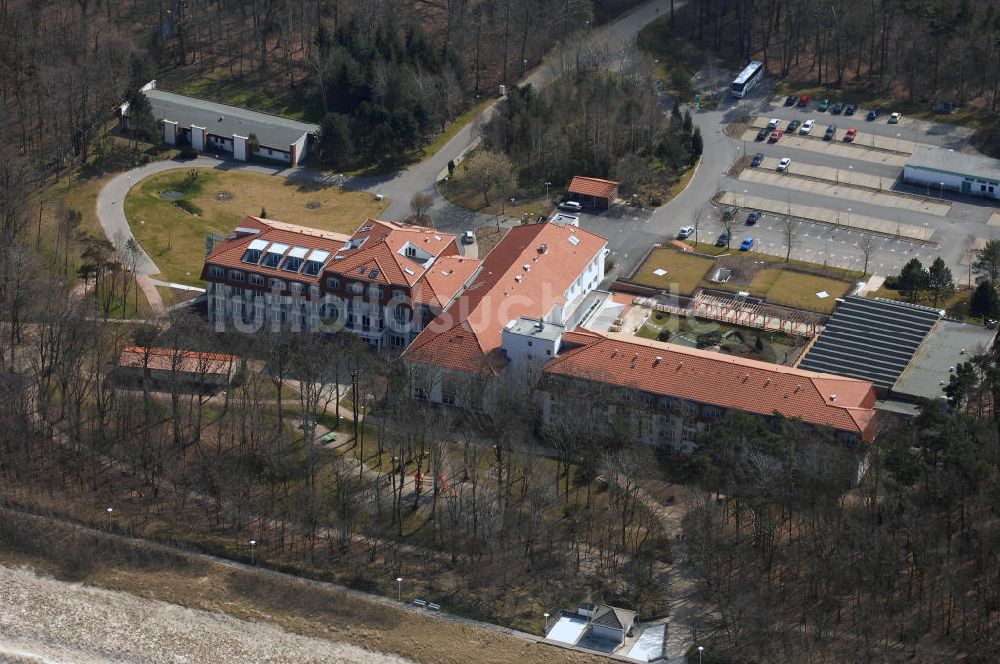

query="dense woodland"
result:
[481,63,700,200]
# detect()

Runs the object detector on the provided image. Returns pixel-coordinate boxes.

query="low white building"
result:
[120,81,318,166]
[903,146,1000,200]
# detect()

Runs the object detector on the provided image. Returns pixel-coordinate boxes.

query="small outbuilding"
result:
[903,146,1000,200]
[566,176,620,209]
[114,346,238,393]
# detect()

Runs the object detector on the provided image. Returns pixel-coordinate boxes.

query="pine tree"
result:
[690,127,703,159]
[927,256,955,306]
[969,280,999,324]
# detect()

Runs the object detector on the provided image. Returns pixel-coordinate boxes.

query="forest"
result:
[665,0,1000,155]
[479,64,701,201]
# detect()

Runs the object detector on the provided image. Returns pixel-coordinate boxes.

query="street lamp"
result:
[698,645,705,664]
[846,207,852,228]
[249,539,257,565]
[544,181,551,199]
[106,506,113,530]
[939,181,945,198]
[543,612,550,635]
[396,576,403,602]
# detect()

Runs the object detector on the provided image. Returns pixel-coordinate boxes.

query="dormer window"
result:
[302,250,329,277]
[282,246,309,273]
[261,242,289,268]
[241,239,268,264]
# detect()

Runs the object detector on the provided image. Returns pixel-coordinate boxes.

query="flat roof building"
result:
[121,81,319,166]
[903,146,1000,200]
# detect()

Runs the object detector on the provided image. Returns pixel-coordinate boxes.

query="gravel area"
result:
[0,565,412,664]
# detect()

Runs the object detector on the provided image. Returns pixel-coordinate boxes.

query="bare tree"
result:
[409,192,434,226]
[858,233,876,274]
[692,209,704,245]
[779,216,797,262]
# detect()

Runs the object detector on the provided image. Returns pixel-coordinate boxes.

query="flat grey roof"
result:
[906,145,1000,181]
[505,317,564,342]
[146,89,319,149]
[799,296,943,389]
[892,319,996,400]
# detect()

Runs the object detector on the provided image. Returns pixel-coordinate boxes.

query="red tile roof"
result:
[402,223,607,373]
[543,332,878,439]
[567,176,620,199]
[119,346,236,375]
[412,255,482,308]
[201,216,463,289]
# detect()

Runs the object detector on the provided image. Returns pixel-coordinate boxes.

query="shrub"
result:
[178,146,198,160]
[657,329,671,342]
[174,199,202,215]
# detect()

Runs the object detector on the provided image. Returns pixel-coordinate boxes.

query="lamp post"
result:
[698,645,705,664]
[249,539,257,565]
[939,181,945,198]
[543,612,550,635]
[396,576,403,602]
[544,181,551,200]
[106,506,113,530]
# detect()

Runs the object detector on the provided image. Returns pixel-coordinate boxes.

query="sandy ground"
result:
[0,565,412,664]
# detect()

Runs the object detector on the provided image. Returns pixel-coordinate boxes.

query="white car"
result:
[777,157,791,172]
[767,118,780,130]
[889,112,901,124]
[799,119,815,134]
[462,230,475,244]
[677,226,695,239]
[558,200,582,212]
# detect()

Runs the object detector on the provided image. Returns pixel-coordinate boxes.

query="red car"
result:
[844,127,858,142]
[769,129,783,143]
[797,95,810,107]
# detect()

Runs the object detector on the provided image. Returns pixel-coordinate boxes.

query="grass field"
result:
[749,269,851,313]
[124,170,385,285]
[631,248,716,294]
[632,246,859,314]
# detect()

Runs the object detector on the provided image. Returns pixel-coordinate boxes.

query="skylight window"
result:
[568,235,581,246]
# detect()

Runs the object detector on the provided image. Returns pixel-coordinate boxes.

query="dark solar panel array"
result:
[799,296,941,388]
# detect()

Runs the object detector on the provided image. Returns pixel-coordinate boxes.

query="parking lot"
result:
[703,91,998,278]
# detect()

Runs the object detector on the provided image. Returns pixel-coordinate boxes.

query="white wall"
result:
[561,244,607,318]
[903,166,1000,200]
[290,132,309,166]
[251,145,291,163]
[191,125,205,151]
[163,121,177,146]
[501,326,560,377]
[233,135,248,161]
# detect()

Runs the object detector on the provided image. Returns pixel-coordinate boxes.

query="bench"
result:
[412,599,427,608]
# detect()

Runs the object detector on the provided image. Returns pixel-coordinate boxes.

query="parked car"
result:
[558,200,582,211]
[844,127,858,142]
[745,210,762,225]
[715,232,730,247]
[889,112,901,124]
[832,102,844,114]
[845,103,857,116]
[866,108,881,121]
[678,225,695,239]
[818,98,830,111]
[740,237,755,251]
[785,95,798,106]
[722,207,738,221]
[800,119,815,134]
[769,129,783,142]
[787,119,801,132]
[756,128,768,141]
[767,118,781,130]
[797,95,810,107]
[751,152,764,167]
[777,157,791,172]
[462,230,475,244]
[824,124,837,140]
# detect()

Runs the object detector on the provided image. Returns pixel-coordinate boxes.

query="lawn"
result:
[749,269,851,313]
[631,247,716,294]
[124,170,385,285]
[631,246,858,314]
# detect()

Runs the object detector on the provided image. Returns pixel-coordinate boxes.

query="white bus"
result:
[730,61,764,98]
